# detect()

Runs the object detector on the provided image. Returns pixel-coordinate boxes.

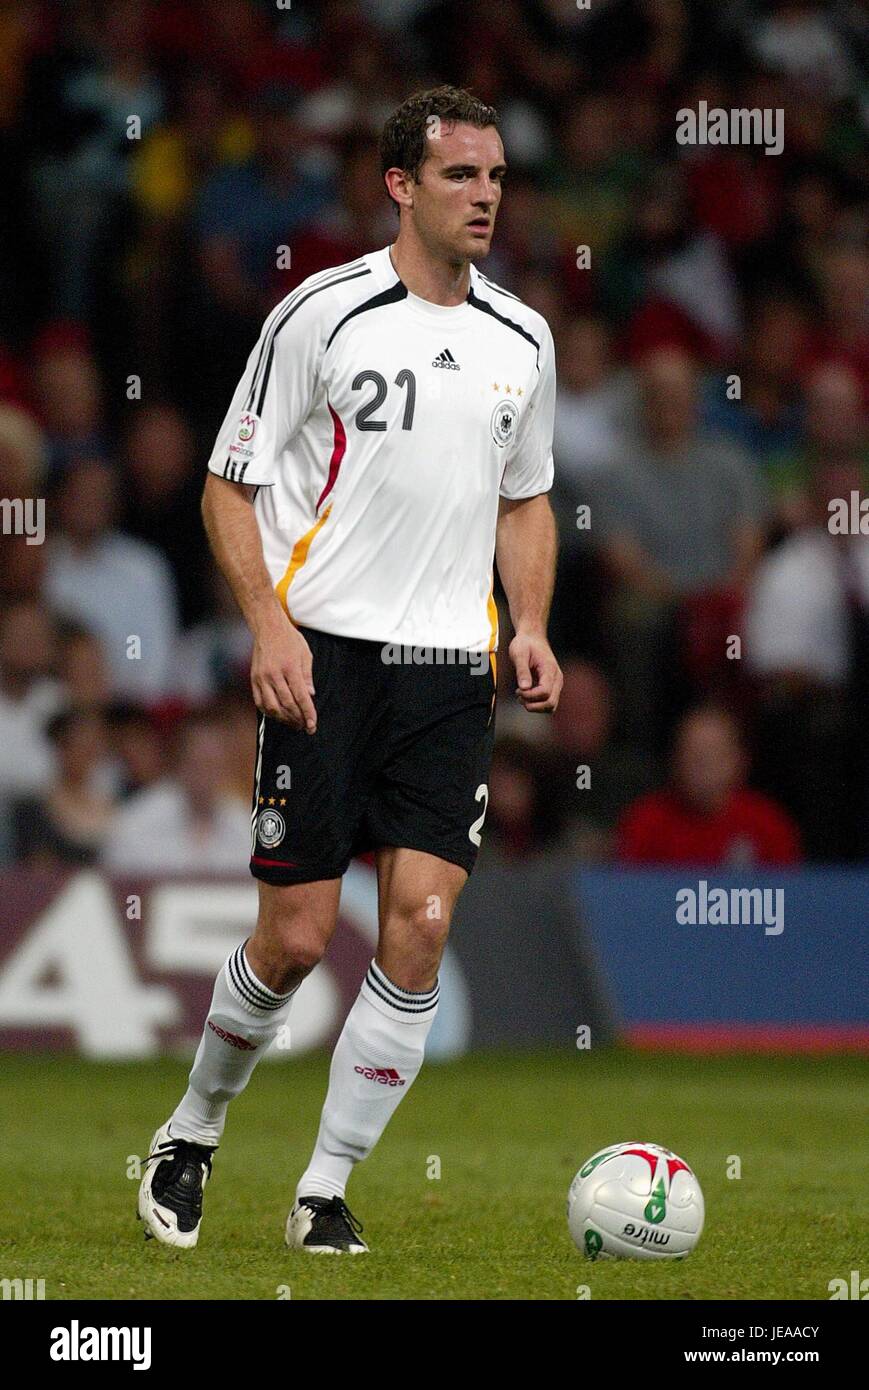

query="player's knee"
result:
[251,913,328,982]
[256,885,335,972]
[261,920,326,977]
[282,928,327,976]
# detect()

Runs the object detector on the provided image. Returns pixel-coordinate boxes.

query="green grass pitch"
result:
[1,1049,865,1301]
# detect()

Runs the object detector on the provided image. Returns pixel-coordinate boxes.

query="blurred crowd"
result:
[0,0,866,873]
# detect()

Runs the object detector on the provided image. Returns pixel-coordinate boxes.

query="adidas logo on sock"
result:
[208,1020,257,1050]
[432,348,460,369]
[354,1065,406,1086]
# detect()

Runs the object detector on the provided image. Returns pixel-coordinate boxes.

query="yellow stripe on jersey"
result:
[487,579,498,694]
[275,505,333,622]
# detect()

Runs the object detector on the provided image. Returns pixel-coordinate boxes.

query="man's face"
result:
[639,350,697,450]
[58,461,115,544]
[0,602,55,688]
[400,121,506,262]
[674,714,745,813]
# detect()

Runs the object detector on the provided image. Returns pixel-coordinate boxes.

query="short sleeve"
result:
[206,289,325,486]
[499,319,556,500]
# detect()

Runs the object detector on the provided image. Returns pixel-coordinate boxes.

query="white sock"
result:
[296,959,439,1201]
[170,941,298,1147]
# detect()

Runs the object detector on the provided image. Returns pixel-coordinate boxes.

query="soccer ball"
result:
[567,1141,704,1260]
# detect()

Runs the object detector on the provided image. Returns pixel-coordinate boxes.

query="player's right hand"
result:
[250,613,317,734]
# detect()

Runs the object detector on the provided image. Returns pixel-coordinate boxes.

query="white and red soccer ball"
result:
[568,1141,704,1260]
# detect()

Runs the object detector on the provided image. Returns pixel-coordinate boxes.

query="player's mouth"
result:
[467,218,491,236]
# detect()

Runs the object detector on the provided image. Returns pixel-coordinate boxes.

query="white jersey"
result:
[206,245,556,652]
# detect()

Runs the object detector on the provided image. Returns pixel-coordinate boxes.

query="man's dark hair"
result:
[379,85,500,209]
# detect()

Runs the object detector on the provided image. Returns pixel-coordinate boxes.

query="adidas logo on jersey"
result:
[432,348,460,370]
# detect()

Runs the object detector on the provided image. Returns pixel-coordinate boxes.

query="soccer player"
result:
[138,85,562,1254]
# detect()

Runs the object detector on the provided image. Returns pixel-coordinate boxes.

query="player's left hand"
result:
[509,631,562,713]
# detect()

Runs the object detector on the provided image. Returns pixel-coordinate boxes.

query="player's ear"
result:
[384,167,413,209]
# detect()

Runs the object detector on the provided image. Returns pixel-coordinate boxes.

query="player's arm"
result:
[202,290,326,732]
[201,475,316,732]
[495,318,562,713]
[495,492,562,712]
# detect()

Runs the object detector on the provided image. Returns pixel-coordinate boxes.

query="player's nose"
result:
[471,177,498,206]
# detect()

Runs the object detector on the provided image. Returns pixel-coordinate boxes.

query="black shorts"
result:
[249,626,497,885]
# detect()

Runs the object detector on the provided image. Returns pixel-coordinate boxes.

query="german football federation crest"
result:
[257,807,285,848]
[491,398,519,447]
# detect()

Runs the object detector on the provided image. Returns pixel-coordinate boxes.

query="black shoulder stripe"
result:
[252,266,373,416]
[244,260,367,412]
[478,273,522,303]
[325,280,409,351]
[467,287,540,365]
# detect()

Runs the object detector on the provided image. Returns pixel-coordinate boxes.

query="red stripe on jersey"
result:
[316,402,347,513]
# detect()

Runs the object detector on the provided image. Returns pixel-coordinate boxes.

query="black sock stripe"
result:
[236,946,295,1008]
[233,947,291,1010]
[364,975,439,1015]
[227,948,285,1012]
[365,967,439,1010]
[368,961,439,1003]
[227,951,266,1010]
